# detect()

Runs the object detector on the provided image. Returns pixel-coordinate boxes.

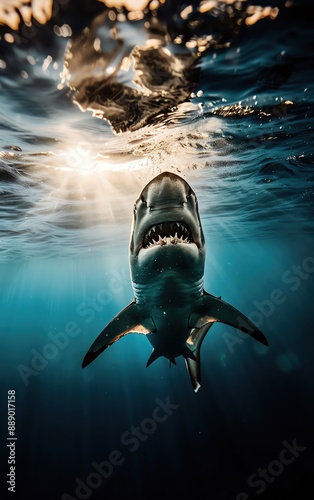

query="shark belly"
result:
[131,270,205,367]
[131,270,204,308]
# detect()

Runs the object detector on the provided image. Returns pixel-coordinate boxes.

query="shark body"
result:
[82,172,268,391]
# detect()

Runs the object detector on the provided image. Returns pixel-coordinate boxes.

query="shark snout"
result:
[140,172,191,209]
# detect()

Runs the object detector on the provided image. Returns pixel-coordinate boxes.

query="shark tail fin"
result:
[182,345,197,362]
[185,323,214,393]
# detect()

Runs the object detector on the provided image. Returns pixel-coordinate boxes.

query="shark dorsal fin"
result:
[82,301,155,368]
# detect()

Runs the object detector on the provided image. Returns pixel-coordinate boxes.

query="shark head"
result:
[130,171,205,285]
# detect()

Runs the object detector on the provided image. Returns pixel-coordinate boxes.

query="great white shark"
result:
[82,172,268,391]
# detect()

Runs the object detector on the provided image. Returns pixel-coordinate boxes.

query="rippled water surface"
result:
[0,1,313,499]
[0,0,313,260]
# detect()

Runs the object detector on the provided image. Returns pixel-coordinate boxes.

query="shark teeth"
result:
[143,222,193,249]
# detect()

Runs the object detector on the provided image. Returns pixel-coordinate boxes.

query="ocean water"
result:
[0,1,313,499]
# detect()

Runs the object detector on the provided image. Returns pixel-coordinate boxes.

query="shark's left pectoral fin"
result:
[82,301,155,368]
[189,292,268,346]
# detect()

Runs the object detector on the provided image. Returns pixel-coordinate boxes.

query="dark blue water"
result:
[0,1,313,499]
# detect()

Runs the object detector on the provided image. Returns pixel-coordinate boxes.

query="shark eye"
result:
[187,187,193,198]
[141,195,147,204]
[133,204,137,213]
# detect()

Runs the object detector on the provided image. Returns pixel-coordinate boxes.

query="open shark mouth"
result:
[143,221,193,249]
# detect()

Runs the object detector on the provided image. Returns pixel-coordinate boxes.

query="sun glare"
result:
[29,127,156,233]
[54,144,149,175]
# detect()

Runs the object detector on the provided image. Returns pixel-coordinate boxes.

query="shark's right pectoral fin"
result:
[82,301,155,368]
[189,292,268,346]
